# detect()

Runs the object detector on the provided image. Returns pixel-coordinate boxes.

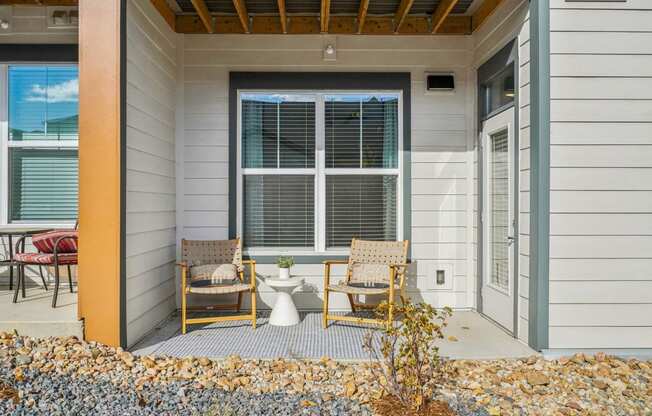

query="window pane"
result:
[242,94,315,168]
[9,66,79,141]
[279,101,315,168]
[481,64,514,118]
[242,99,277,168]
[326,175,397,248]
[362,97,398,168]
[244,175,314,248]
[10,149,79,221]
[325,98,360,168]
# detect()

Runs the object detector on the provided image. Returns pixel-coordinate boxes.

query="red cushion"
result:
[14,252,78,265]
[32,230,78,254]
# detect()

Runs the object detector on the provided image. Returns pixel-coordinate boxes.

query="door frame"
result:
[476,39,519,337]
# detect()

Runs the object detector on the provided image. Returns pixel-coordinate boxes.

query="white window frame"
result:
[0,63,79,228]
[237,90,403,256]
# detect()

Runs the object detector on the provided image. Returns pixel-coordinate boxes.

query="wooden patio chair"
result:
[322,238,409,329]
[178,238,256,334]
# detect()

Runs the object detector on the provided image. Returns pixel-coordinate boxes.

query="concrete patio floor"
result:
[0,283,83,338]
[132,310,536,360]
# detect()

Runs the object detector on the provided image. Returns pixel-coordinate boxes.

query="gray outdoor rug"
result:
[145,312,380,360]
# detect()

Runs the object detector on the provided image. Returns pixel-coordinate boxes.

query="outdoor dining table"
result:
[0,227,54,291]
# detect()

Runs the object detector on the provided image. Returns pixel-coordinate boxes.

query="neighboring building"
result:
[0,0,650,356]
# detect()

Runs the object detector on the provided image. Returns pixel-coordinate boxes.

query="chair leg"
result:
[347,294,356,313]
[236,292,243,312]
[181,290,187,335]
[323,289,329,329]
[67,265,73,293]
[9,263,13,291]
[21,266,26,299]
[39,266,48,291]
[251,289,256,329]
[12,265,21,303]
[52,265,60,308]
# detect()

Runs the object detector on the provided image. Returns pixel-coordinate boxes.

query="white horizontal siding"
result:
[548,1,652,349]
[180,33,475,311]
[125,0,177,347]
[0,5,77,44]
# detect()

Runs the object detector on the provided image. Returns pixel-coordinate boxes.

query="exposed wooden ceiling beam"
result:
[394,0,415,34]
[149,0,176,31]
[277,0,287,34]
[472,0,504,32]
[320,0,330,33]
[431,0,459,34]
[356,0,369,34]
[177,14,472,35]
[0,0,78,4]
[190,0,213,33]
[232,0,250,33]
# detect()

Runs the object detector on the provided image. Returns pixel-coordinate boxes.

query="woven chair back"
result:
[347,239,408,285]
[181,239,243,272]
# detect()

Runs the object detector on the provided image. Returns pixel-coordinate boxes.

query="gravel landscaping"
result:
[0,332,650,415]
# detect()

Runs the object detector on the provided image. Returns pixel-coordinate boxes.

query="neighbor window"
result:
[239,92,401,252]
[5,65,79,222]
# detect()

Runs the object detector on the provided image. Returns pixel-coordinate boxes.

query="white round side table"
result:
[266,277,304,326]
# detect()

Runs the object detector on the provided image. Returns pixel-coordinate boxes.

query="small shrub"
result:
[363,298,453,414]
[276,256,294,268]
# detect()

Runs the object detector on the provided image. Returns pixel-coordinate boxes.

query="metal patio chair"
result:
[13,229,78,308]
[178,238,257,334]
[322,238,409,329]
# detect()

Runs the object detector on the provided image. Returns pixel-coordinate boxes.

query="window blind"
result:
[9,149,79,221]
[244,175,315,248]
[242,96,315,169]
[8,66,79,142]
[489,130,509,290]
[326,175,397,248]
[325,95,398,168]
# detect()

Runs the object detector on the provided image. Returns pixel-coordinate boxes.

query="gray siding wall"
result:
[125,0,177,347]
[179,35,476,311]
[547,0,652,349]
[472,0,530,344]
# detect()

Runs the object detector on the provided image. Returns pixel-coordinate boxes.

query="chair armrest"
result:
[322,259,348,265]
[176,261,188,268]
[242,259,256,265]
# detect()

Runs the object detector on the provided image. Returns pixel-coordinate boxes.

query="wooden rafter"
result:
[320,0,330,33]
[356,0,369,34]
[0,0,78,4]
[177,14,472,35]
[190,0,213,33]
[431,0,459,34]
[277,0,287,34]
[232,0,250,33]
[394,0,415,34]
[149,0,176,31]
[472,0,504,32]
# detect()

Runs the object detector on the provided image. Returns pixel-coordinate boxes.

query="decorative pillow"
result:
[190,263,238,286]
[349,262,391,287]
[32,230,78,254]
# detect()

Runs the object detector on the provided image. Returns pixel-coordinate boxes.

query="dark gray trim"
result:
[228,72,412,258]
[119,0,128,349]
[528,0,550,351]
[512,44,520,339]
[0,44,78,62]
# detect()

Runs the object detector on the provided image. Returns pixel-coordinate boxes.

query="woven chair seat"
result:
[328,282,398,295]
[187,282,251,295]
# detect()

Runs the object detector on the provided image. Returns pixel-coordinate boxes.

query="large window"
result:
[239,92,401,253]
[4,65,79,222]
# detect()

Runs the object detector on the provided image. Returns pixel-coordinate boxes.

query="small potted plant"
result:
[276,256,294,280]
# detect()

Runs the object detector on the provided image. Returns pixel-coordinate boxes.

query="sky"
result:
[8,66,79,135]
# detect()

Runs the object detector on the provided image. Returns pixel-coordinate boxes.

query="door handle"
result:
[506,235,515,245]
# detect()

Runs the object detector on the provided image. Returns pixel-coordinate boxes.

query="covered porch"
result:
[133,311,535,360]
